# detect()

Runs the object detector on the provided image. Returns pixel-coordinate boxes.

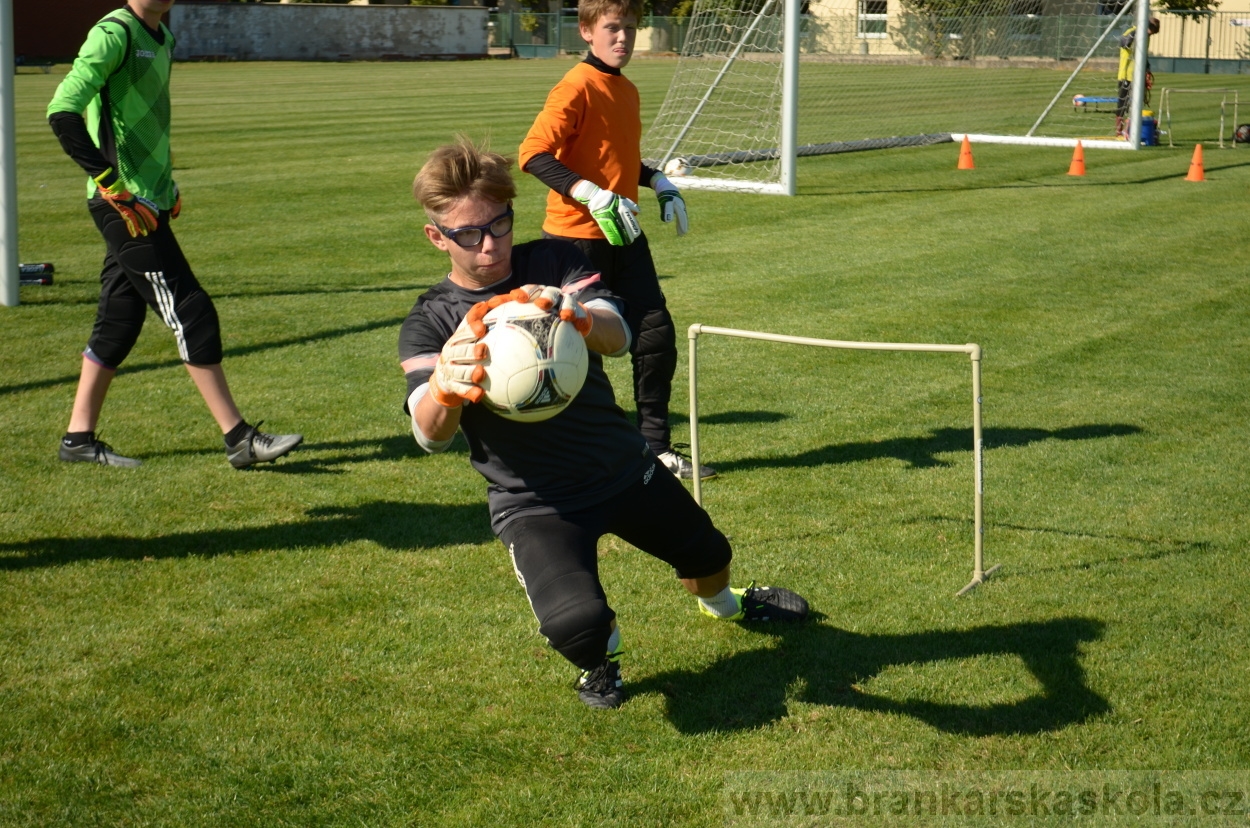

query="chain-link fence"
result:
[488,11,692,56]
[489,8,1249,72]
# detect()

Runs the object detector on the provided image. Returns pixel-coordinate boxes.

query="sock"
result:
[698,586,741,619]
[224,420,251,447]
[606,625,622,658]
[63,431,94,447]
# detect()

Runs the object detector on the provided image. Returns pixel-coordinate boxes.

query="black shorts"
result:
[1117,80,1132,118]
[498,454,732,616]
[85,199,223,368]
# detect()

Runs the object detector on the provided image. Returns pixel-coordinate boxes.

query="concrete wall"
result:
[167,3,489,61]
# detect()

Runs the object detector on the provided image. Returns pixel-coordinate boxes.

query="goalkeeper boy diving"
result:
[399,138,810,710]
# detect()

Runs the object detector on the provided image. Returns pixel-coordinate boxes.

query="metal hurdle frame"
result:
[686,324,1001,596]
[1160,88,1240,149]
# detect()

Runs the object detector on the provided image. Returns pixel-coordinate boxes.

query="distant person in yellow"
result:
[1117,16,1160,139]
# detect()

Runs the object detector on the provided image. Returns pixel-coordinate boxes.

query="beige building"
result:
[793,0,1250,63]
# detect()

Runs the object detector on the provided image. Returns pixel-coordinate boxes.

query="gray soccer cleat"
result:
[59,436,141,468]
[225,422,303,469]
[657,443,717,480]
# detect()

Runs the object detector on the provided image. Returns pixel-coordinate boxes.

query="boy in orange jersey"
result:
[519,0,714,480]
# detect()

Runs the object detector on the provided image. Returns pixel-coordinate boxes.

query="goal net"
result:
[642,0,1146,193]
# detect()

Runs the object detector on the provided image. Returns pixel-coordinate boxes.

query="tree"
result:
[1156,0,1220,11]
[892,0,1011,59]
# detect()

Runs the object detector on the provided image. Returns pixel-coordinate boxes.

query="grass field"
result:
[3,58,1249,826]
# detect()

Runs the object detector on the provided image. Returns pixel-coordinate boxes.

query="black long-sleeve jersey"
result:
[398,239,651,533]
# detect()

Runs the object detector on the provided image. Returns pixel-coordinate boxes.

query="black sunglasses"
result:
[434,206,514,248]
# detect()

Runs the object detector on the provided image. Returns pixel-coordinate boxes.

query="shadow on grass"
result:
[142,433,468,473]
[0,316,406,397]
[673,410,790,427]
[11,283,423,309]
[921,516,1214,573]
[715,423,1141,471]
[0,500,492,570]
[632,616,1108,736]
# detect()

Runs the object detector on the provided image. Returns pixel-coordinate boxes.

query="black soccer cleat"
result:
[734,582,810,623]
[225,421,303,469]
[59,436,141,468]
[576,654,625,710]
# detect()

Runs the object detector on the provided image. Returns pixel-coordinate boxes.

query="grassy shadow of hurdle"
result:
[632,616,1109,736]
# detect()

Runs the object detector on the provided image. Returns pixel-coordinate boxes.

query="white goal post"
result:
[643,0,1154,195]
[1,0,19,307]
[686,324,1000,596]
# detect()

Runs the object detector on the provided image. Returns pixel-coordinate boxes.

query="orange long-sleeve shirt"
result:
[519,61,642,240]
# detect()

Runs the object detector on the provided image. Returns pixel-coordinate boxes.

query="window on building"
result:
[858,0,887,39]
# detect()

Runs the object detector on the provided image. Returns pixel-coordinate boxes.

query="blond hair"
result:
[578,0,642,29]
[412,137,517,222]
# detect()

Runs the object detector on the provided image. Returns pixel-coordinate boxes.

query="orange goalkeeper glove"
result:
[428,318,488,408]
[428,289,535,407]
[559,292,593,337]
[93,168,158,238]
[521,284,593,337]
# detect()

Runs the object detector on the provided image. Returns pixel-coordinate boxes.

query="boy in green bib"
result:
[48,0,301,469]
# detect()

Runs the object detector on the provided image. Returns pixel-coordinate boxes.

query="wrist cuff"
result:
[93,167,119,192]
[571,179,598,202]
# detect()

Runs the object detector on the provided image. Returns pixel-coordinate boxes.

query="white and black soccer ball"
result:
[479,300,588,423]
[1236,123,1250,144]
[663,156,692,177]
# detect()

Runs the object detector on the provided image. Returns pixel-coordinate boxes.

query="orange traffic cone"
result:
[1185,144,1205,181]
[957,135,975,170]
[1068,141,1085,177]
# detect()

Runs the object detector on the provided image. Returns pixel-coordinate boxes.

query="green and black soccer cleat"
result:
[731,582,810,623]
[576,650,625,710]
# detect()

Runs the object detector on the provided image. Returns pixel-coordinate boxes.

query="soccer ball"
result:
[1236,123,1250,144]
[663,156,692,177]
[479,300,588,423]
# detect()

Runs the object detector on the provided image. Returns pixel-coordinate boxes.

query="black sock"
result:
[224,420,251,446]
[63,431,94,447]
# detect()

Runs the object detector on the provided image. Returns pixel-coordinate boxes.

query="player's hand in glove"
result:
[520,284,593,336]
[650,172,689,236]
[522,284,563,311]
[558,292,593,337]
[457,287,532,340]
[571,180,640,247]
[171,183,182,220]
[429,312,490,408]
[93,168,158,238]
[430,288,539,407]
